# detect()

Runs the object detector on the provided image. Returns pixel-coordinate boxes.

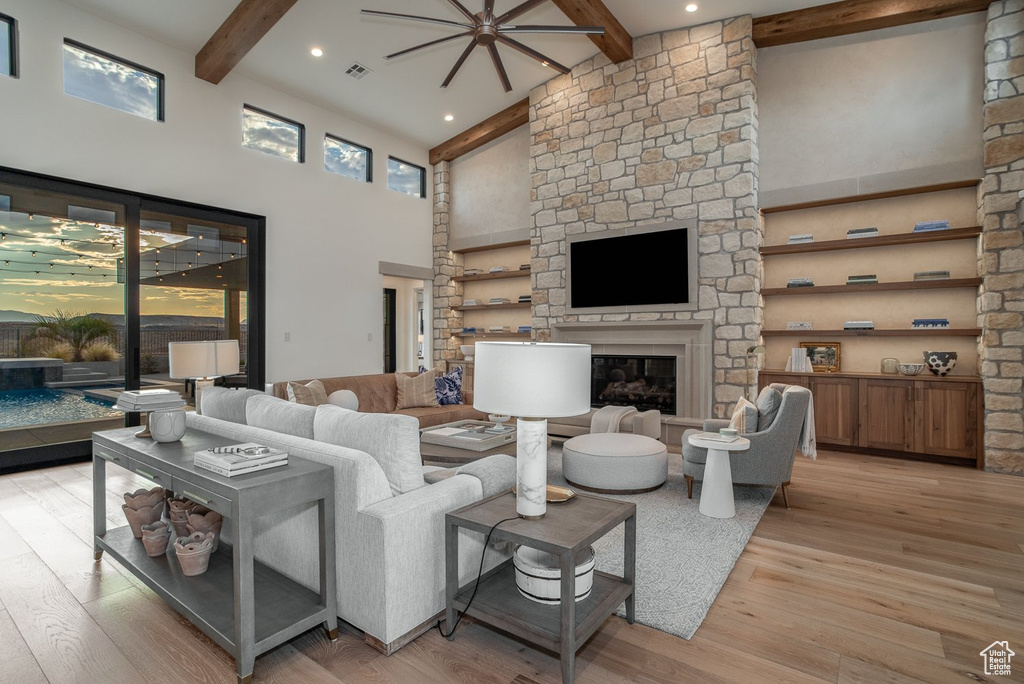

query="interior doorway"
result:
[381,275,429,372]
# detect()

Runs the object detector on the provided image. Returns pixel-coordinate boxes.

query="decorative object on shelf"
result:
[914,220,950,232]
[847,227,879,239]
[513,544,596,605]
[786,321,813,331]
[843,320,875,330]
[914,270,950,281]
[168,496,206,538]
[168,339,240,415]
[787,233,813,244]
[186,510,224,552]
[488,266,508,273]
[787,277,814,288]
[459,344,475,361]
[140,521,171,557]
[846,274,878,285]
[473,341,591,519]
[785,347,813,373]
[114,389,185,438]
[881,358,899,374]
[911,318,950,329]
[121,487,165,538]
[149,407,186,442]
[745,345,766,399]
[924,351,957,376]
[799,342,841,372]
[487,413,511,432]
[174,531,215,576]
[898,363,925,376]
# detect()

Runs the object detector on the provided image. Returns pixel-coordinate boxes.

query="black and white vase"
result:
[923,351,957,376]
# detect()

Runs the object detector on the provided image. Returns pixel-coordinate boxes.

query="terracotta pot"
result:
[124,486,165,510]
[185,511,223,553]
[168,498,210,537]
[122,501,163,538]
[174,532,215,576]
[140,521,171,557]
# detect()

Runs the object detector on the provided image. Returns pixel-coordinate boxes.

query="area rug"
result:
[545,445,774,639]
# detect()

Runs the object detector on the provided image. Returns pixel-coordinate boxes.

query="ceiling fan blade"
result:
[445,0,478,23]
[484,0,495,21]
[385,30,474,60]
[360,10,472,30]
[495,35,570,74]
[487,43,512,93]
[500,25,605,35]
[441,39,479,89]
[495,0,547,25]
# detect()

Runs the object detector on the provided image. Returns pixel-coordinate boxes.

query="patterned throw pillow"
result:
[287,379,328,406]
[435,366,463,405]
[395,371,439,409]
[728,396,759,433]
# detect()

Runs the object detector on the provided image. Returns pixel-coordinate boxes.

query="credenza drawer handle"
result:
[182,490,210,506]
[135,468,158,480]
[97,451,120,463]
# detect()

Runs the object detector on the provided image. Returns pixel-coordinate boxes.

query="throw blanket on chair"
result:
[592,405,639,433]
[796,390,817,459]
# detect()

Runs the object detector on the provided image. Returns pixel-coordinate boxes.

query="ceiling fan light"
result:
[685,3,698,12]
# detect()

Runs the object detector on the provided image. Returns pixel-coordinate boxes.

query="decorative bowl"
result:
[460,344,475,361]
[923,351,957,377]
[898,363,925,376]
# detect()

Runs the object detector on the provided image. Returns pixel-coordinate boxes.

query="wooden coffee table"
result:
[445,491,636,683]
[420,420,518,464]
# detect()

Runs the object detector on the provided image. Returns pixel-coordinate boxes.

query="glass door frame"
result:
[0,166,265,473]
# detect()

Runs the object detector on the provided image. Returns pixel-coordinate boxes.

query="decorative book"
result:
[913,220,950,232]
[843,320,875,330]
[787,234,813,244]
[194,443,287,477]
[785,321,813,330]
[914,270,950,281]
[787,277,814,288]
[847,227,879,239]
[488,266,509,273]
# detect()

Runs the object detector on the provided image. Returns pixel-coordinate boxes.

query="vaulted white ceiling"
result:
[58,0,828,147]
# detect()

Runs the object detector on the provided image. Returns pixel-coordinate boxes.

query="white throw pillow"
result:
[728,396,759,434]
[755,386,784,431]
[313,404,424,495]
[327,389,359,411]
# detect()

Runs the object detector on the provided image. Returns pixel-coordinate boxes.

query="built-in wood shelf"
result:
[763,277,982,296]
[453,302,531,311]
[761,226,981,256]
[759,369,982,383]
[762,328,981,337]
[455,331,532,339]
[453,270,530,283]
[452,239,530,254]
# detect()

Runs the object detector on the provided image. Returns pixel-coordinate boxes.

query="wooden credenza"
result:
[759,371,982,467]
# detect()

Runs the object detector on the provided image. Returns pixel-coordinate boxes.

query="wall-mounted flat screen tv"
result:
[569,227,692,308]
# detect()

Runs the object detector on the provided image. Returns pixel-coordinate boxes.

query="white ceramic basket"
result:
[513,544,596,605]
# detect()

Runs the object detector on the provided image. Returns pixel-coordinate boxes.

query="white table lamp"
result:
[473,342,592,519]
[168,340,240,414]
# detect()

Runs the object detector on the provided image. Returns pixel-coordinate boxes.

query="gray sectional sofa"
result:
[189,386,516,654]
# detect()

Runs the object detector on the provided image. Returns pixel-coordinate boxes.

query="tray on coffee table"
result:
[420,420,516,452]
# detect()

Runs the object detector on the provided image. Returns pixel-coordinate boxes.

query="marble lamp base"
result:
[516,417,549,519]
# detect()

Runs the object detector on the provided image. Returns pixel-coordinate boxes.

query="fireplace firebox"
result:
[591,355,676,414]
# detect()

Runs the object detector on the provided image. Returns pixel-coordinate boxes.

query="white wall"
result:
[759,14,985,205]
[0,0,433,382]
[450,125,530,242]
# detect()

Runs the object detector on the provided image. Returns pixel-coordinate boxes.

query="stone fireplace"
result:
[592,354,677,413]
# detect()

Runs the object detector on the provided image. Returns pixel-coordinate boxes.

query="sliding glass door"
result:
[0,168,264,472]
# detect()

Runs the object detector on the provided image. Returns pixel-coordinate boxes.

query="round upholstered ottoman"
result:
[562,433,668,493]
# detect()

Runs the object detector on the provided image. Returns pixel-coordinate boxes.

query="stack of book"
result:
[488,297,511,305]
[115,389,185,412]
[462,326,478,334]
[463,268,484,276]
[847,227,879,239]
[462,298,480,306]
[487,326,511,333]
[518,294,532,303]
[786,321,813,331]
[517,325,532,333]
[914,270,950,281]
[787,277,814,288]
[519,263,530,271]
[847,274,878,285]
[914,220,950,232]
[194,443,287,477]
[844,320,875,330]
[787,234,814,245]
[488,266,508,273]
[912,318,950,329]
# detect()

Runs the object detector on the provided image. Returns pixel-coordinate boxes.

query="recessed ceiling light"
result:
[685,3,698,11]
[444,114,454,122]
[310,47,323,57]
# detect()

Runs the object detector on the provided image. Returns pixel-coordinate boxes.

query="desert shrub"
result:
[82,340,121,362]
[140,353,159,375]
[44,341,75,362]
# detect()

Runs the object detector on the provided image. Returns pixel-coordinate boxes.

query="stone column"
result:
[979,0,1024,474]
[431,161,462,367]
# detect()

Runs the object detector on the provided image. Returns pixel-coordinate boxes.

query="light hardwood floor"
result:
[0,450,1021,683]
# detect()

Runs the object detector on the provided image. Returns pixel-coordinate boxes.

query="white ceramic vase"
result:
[150,408,186,443]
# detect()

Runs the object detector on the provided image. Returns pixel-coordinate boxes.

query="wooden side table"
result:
[686,432,750,518]
[445,491,636,684]
[93,427,338,684]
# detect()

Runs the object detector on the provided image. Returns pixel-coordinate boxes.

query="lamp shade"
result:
[473,342,591,418]
[168,340,239,378]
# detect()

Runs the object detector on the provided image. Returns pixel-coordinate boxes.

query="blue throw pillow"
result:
[435,366,463,405]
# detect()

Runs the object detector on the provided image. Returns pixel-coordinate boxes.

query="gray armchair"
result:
[682,384,811,508]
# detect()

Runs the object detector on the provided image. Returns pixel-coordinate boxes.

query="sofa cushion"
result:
[395,371,439,409]
[246,394,316,440]
[728,396,758,434]
[201,387,263,425]
[434,366,463,405]
[396,404,487,428]
[287,379,328,406]
[755,386,784,431]
[314,404,425,494]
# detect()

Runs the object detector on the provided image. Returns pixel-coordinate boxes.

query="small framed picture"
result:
[800,342,841,372]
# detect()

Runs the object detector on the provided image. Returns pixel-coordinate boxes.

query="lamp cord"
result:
[437,515,520,639]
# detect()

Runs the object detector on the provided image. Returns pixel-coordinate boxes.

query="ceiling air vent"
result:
[345,62,371,80]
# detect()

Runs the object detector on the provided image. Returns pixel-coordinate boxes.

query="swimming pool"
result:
[0,388,122,429]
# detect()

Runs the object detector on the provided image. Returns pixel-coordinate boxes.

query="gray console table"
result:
[445,491,636,683]
[93,427,338,684]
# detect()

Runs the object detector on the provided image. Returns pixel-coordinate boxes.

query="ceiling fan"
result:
[361,0,605,93]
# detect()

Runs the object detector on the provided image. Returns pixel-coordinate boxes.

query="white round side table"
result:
[686,433,750,519]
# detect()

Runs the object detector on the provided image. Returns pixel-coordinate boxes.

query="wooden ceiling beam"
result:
[195,0,299,84]
[550,0,632,63]
[753,0,991,48]
[429,98,530,166]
